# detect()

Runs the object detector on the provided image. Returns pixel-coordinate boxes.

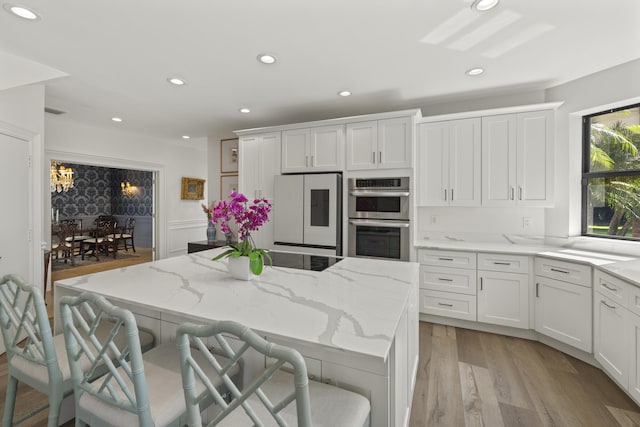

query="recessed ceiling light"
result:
[257,54,277,65]
[182,135,190,139]
[167,77,186,86]
[471,0,499,11]
[4,4,39,20]
[111,117,123,122]
[338,91,352,97]
[466,67,484,76]
[239,108,251,114]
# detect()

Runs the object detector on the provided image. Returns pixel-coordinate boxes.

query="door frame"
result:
[0,120,42,287]
[45,150,166,261]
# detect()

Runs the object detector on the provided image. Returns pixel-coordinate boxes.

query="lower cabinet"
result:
[534,275,592,352]
[594,292,630,388]
[477,270,529,329]
[419,288,477,321]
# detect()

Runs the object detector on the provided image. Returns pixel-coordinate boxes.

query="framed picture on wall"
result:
[220,138,239,174]
[220,175,238,199]
[181,177,205,200]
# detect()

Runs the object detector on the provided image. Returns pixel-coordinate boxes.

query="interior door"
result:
[0,132,31,355]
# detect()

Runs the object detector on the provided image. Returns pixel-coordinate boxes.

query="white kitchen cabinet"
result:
[478,270,529,329]
[346,117,412,170]
[281,125,344,173]
[482,110,553,207]
[417,118,481,206]
[534,257,592,353]
[239,132,281,249]
[629,314,640,402]
[594,291,630,388]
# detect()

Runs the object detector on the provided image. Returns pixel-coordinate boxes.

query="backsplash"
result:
[51,163,152,217]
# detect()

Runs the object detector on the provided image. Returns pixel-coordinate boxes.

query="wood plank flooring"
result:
[410,322,640,427]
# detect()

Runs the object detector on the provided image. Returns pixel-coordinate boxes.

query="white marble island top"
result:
[54,248,419,362]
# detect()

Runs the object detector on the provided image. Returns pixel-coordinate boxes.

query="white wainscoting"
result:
[167,219,208,256]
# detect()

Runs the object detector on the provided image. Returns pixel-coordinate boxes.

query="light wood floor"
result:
[409,322,640,427]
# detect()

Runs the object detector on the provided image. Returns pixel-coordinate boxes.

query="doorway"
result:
[49,162,155,276]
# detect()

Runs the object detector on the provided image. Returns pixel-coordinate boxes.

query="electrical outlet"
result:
[430,215,437,224]
[523,217,532,229]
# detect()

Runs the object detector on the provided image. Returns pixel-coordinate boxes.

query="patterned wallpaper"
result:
[51,163,152,218]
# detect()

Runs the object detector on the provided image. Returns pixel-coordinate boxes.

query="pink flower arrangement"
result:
[209,190,272,241]
[209,190,272,275]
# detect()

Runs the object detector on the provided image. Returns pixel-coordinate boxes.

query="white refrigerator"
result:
[273,173,342,255]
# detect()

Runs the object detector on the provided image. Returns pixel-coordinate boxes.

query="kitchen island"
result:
[54,249,419,427]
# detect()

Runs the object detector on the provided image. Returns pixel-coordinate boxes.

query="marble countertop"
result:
[414,233,640,287]
[54,248,419,362]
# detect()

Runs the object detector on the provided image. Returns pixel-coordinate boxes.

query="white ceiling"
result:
[1,0,639,140]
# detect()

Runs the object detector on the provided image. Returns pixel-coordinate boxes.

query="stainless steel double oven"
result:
[347,177,410,261]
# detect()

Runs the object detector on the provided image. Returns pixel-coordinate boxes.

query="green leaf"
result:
[211,249,235,261]
[249,253,263,275]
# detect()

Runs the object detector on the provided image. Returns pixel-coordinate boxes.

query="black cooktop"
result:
[267,251,342,272]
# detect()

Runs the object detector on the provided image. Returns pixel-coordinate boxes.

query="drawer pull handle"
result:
[602,283,618,292]
[438,302,453,307]
[602,301,617,310]
[493,262,511,265]
[536,282,539,298]
[480,277,483,291]
[550,268,570,274]
[438,278,453,282]
[438,257,454,261]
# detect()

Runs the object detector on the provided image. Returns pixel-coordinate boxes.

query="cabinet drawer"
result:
[535,257,592,286]
[594,270,631,309]
[478,253,529,274]
[420,265,477,295]
[418,249,476,269]
[419,289,477,321]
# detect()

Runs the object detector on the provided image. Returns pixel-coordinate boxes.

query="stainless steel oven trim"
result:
[349,190,411,197]
[348,195,410,220]
[348,219,410,262]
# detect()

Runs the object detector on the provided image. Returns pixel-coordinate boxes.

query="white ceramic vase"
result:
[227,256,256,281]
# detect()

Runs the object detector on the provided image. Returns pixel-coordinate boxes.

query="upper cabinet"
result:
[417,118,481,207]
[346,117,412,170]
[482,110,554,207]
[281,125,344,173]
[239,132,281,249]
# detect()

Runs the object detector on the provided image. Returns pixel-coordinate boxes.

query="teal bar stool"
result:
[0,274,155,427]
[176,320,371,426]
[59,292,237,427]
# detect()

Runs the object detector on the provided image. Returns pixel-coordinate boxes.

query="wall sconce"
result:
[121,181,134,196]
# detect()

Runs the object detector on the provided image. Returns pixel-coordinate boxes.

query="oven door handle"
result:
[349,190,410,197]
[349,219,410,228]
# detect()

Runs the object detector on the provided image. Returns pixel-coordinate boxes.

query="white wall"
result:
[45,115,209,257]
[0,84,45,289]
[545,59,640,245]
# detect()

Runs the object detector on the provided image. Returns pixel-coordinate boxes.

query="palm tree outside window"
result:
[582,104,640,240]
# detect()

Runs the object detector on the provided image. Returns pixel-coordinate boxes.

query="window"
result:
[582,103,640,240]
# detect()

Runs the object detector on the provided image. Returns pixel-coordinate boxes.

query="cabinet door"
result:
[478,271,529,329]
[309,125,344,171]
[281,128,310,173]
[417,121,448,206]
[534,276,592,352]
[378,117,412,169]
[594,293,629,389]
[517,110,553,206]
[239,135,261,200]
[449,118,481,206]
[629,313,640,401]
[346,121,377,170]
[256,132,280,249]
[482,114,517,206]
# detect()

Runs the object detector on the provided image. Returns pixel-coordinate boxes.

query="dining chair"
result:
[0,274,155,427]
[60,292,237,427]
[111,217,136,253]
[82,218,117,261]
[176,320,371,426]
[51,221,78,266]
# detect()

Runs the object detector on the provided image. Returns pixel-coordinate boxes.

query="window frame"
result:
[581,102,640,241]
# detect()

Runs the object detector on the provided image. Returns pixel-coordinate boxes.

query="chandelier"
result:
[50,161,74,193]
